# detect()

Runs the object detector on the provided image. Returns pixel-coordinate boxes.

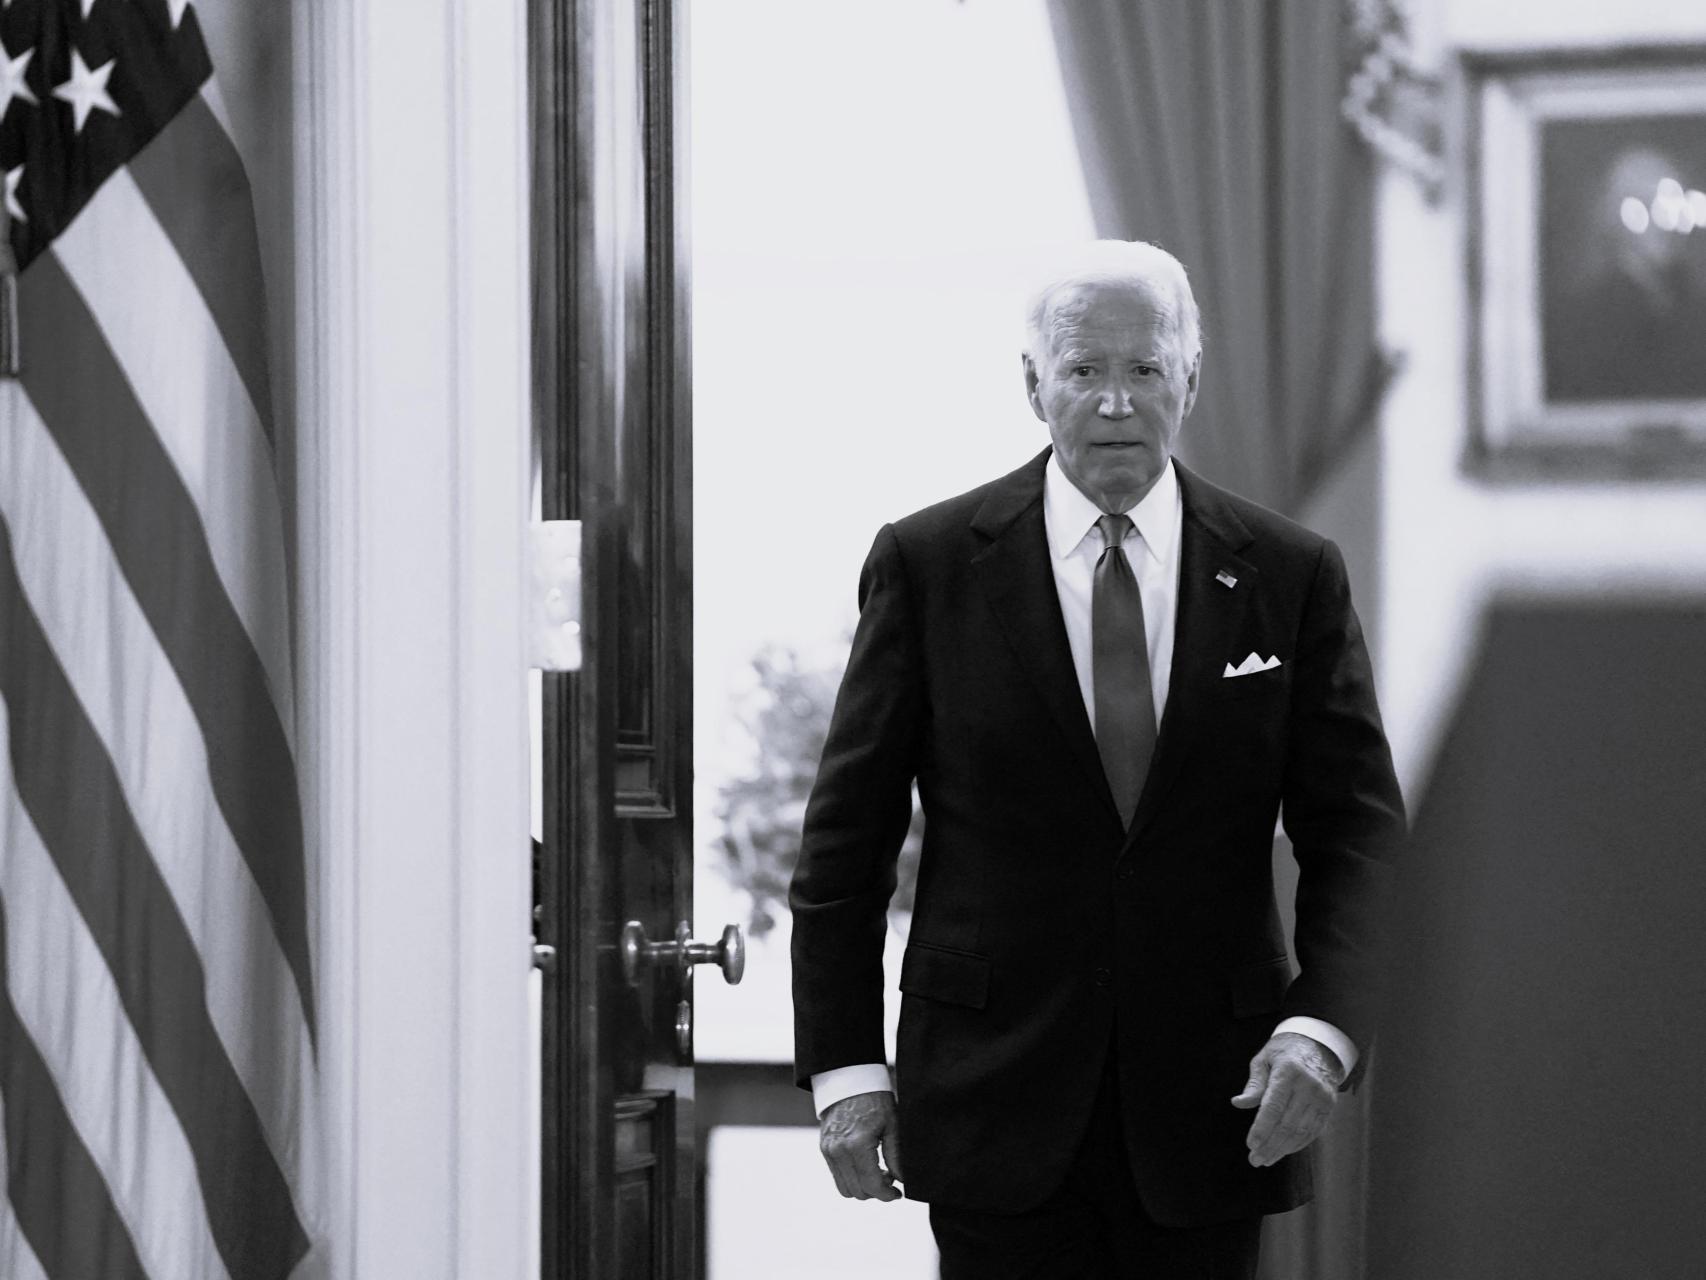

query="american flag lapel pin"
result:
[1215,569,1238,589]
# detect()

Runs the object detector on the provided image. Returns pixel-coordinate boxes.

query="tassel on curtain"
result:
[1343,0,1446,204]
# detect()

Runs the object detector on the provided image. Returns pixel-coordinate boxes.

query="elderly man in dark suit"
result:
[789,240,1405,1278]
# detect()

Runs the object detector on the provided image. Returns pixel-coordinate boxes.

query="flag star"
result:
[53,48,120,133]
[0,40,35,119]
[4,165,24,223]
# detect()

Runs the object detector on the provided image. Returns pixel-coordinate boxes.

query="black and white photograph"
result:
[0,2,1702,1279]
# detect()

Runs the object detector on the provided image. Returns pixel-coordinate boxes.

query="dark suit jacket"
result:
[789,449,1405,1227]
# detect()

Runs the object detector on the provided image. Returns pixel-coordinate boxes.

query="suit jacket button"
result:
[1094,967,1112,987]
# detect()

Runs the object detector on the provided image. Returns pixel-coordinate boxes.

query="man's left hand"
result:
[1229,1031,1345,1167]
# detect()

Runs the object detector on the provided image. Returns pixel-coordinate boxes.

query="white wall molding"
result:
[294,0,532,1274]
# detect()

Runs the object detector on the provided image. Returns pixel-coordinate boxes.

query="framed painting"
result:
[1464,45,1706,478]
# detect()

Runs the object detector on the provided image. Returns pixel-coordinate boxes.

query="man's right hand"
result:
[817,1090,905,1201]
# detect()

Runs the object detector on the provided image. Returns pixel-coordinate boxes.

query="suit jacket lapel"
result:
[971,450,1121,827]
[1121,462,1258,852]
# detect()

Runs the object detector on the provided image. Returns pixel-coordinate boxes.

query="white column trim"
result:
[294,0,533,1275]
[449,0,534,1275]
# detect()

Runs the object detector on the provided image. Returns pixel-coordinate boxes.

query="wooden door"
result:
[532,1,732,1276]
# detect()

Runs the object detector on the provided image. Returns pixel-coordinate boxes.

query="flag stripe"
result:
[127,91,277,450]
[0,1148,51,1280]
[55,167,296,743]
[0,1146,50,1280]
[17,253,315,1039]
[0,704,233,1280]
[0,903,150,1280]
[202,76,238,140]
[0,386,314,1211]
[0,520,310,1280]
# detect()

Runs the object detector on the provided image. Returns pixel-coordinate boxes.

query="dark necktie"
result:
[1092,513,1158,827]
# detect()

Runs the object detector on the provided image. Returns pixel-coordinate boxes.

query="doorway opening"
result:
[688,4,1092,1276]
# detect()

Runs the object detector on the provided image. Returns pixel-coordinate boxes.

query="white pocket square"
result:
[1223,652,1281,678]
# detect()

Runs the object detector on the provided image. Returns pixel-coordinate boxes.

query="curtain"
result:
[1046,0,1388,518]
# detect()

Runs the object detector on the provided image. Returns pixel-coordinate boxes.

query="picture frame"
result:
[1463,45,1706,479]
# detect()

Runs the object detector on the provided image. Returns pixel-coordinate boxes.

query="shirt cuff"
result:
[810,1064,894,1117]
[1273,1016,1358,1077]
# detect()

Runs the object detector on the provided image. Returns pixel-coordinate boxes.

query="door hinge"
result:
[528,520,582,671]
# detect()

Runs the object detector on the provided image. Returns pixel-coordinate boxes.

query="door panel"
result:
[532,0,701,1275]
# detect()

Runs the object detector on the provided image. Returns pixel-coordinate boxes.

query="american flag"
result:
[0,2,318,1277]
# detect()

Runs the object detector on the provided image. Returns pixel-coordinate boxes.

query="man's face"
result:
[1024,278,1200,513]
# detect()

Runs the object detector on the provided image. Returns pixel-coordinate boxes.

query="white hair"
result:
[1023,239,1202,369]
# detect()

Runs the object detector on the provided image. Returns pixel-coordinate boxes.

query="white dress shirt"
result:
[810,458,1356,1116]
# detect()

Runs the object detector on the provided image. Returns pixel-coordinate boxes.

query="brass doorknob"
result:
[620,919,745,987]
